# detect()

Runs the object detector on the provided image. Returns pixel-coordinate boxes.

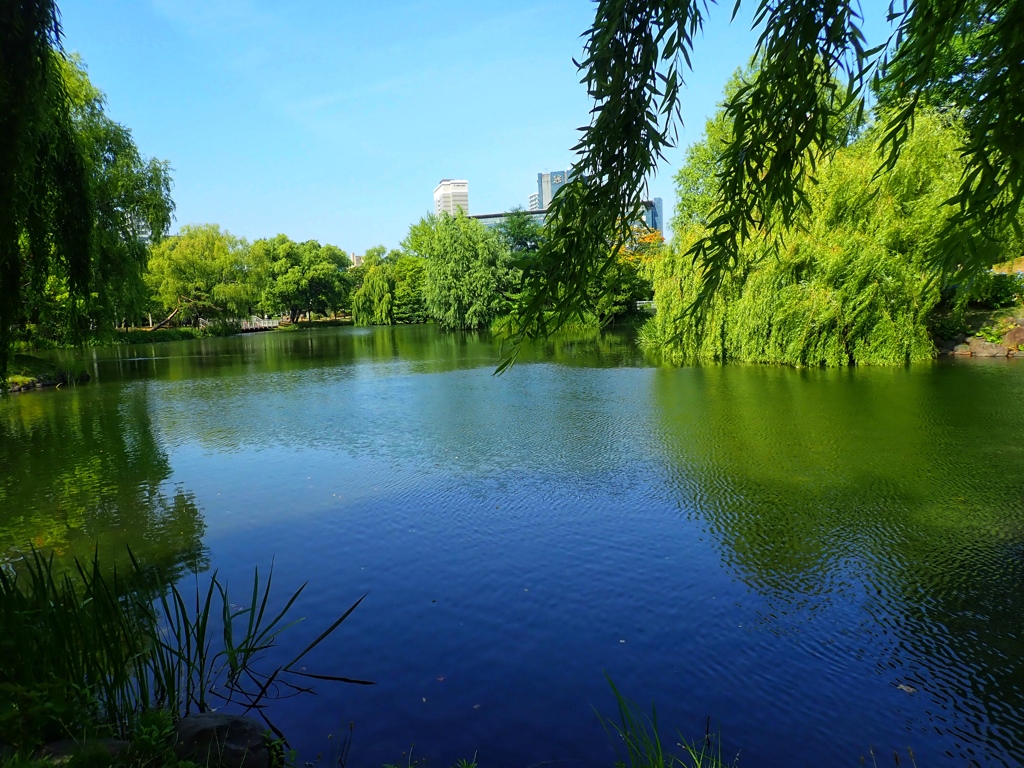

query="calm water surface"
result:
[2,326,1023,767]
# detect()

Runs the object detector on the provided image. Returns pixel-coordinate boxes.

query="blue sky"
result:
[61,1,890,254]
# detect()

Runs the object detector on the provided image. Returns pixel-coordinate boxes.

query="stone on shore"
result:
[174,713,272,768]
[1001,325,1024,350]
[968,338,1009,357]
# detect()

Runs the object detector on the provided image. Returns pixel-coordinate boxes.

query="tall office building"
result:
[527,192,542,211]
[644,198,664,232]
[434,179,469,216]
[535,171,570,209]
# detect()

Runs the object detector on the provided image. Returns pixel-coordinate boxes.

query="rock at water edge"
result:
[174,713,271,768]
[1001,325,1024,350]
[968,338,1009,357]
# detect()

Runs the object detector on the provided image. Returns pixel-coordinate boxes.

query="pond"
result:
[2,325,1023,767]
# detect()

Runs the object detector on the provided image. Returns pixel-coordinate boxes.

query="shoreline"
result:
[6,354,90,394]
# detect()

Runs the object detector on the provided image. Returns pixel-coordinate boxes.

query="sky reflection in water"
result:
[2,326,1023,767]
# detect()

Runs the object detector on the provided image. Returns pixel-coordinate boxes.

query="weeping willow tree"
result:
[643,108,1018,366]
[409,212,518,331]
[352,260,395,326]
[1,1,91,384]
[31,56,174,342]
[501,0,1024,362]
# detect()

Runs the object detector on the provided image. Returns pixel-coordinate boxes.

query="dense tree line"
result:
[351,210,655,331]
[505,0,1024,348]
[147,227,353,327]
[641,75,1023,367]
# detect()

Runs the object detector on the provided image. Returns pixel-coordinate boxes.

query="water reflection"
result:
[45,324,644,384]
[6,327,1024,767]
[0,382,207,576]
[650,364,1024,763]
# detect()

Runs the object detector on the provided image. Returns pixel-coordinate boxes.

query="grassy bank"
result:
[6,355,89,393]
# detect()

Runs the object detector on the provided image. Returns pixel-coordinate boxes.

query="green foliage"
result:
[352,262,395,326]
[147,225,250,325]
[585,225,660,323]
[1,5,92,385]
[254,236,350,323]
[645,110,1003,366]
[966,270,1024,309]
[61,56,174,334]
[0,549,370,752]
[2,48,172,382]
[352,250,429,326]
[978,317,1019,344]
[6,355,63,389]
[600,677,734,768]
[390,254,428,324]
[506,0,1024,353]
[125,709,178,768]
[119,325,237,344]
[495,208,544,255]
[408,213,518,331]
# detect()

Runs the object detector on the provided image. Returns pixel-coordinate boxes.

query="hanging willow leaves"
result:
[504,0,1024,364]
[1,1,92,386]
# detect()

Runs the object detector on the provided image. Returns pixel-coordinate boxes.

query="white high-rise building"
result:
[434,179,469,216]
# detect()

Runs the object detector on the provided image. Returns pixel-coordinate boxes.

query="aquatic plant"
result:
[600,677,734,768]
[0,548,369,750]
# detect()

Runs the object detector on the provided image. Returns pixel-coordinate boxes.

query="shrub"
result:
[966,271,1024,309]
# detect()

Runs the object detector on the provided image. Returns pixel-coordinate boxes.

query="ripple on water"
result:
[2,327,1024,767]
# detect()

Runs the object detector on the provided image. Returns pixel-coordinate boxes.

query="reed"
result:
[600,676,734,768]
[0,549,369,750]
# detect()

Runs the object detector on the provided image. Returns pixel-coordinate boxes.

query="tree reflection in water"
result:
[0,382,207,578]
[650,364,1024,760]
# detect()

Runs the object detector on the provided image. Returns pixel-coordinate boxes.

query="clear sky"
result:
[60,1,890,255]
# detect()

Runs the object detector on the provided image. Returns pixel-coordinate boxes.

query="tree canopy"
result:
[643,107,1019,366]
[352,248,428,326]
[253,235,350,323]
[408,213,518,331]
[1,1,92,382]
[506,0,1024,355]
[2,51,174,355]
[62,56,174,331]
[147,225,249,325]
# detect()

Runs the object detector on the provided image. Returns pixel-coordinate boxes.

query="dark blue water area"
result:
[7,328,1024,767]
[143,358,1022,767]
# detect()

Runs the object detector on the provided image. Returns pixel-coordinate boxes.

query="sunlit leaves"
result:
[1,3,91,383]
[511,0,1024,351]
[256,235,350,322]
[410,212,518,331]
[645,109,1015,366]
[147,225,250,322]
